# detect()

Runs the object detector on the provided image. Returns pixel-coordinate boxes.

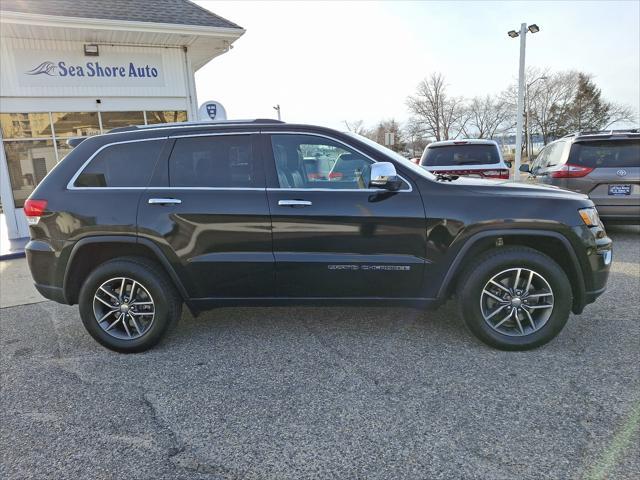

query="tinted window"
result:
[271,134,372,189]
[169,135,256,188]
[421,144,500,167]
[568,140,640,168]
[75,140,163,187]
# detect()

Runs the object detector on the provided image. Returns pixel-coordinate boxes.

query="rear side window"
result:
[169,135,257,188]
[74,139,163,187]
[421,144,500,167]
[568,140,640,168]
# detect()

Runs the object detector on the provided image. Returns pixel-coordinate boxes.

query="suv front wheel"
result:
[78,257,182,353]
[457,247,572,350]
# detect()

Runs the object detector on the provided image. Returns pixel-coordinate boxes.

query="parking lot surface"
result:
[1,226,638,480]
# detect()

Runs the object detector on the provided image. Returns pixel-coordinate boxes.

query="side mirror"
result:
[519,164,531,173]
[504,161,512,168]
[369,162,402,191]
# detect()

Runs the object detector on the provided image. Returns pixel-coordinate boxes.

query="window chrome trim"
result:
[170,131,256,139]
[267,131,413,192]
[66,137,168,190]
[147,187,266,191]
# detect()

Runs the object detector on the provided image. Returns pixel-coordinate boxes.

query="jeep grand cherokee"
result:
[25,120,612,353]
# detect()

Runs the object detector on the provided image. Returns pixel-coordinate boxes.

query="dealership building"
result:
[0,0,244,240]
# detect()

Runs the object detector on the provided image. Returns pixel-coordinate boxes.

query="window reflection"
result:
[146,110,188,124]
[101,111,145,131]
[51,112,101,137]
[4,140,56,208]
[0,113,52,139]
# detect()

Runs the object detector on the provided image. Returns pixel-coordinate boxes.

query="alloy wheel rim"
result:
[480,268,554,337]
[93,277,155,340]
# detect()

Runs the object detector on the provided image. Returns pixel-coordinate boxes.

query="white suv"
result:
[419,139,510,179]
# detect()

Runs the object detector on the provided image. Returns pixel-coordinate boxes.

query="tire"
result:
[457,247,572,351]
[78,257,182,353]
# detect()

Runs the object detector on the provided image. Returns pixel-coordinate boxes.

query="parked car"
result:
[419,139,511,179]
[521,130,640,223]
[24,120,611,353]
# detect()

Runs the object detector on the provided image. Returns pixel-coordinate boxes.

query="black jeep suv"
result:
[25,120,612,353]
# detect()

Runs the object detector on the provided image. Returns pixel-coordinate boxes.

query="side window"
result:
[74,139,163,187]
[169,135,257,188]
[544,141,566,169]
[271,134,373,189]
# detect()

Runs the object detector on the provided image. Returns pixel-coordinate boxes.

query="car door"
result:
[263,132,427,298]
[137,131,274,299]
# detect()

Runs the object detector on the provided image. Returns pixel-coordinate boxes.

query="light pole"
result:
[525,75,547,161]
[273,104,281,121]
[508,23,540,180]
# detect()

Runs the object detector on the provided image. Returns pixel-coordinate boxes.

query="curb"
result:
[0,251,26,261]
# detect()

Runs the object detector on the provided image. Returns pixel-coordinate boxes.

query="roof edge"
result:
[0,10,246,38]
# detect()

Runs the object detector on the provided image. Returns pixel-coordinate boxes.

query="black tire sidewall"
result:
[79,259,178,353]
[459,248,572,351]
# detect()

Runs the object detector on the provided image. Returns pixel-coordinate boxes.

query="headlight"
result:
[578,207,601,227]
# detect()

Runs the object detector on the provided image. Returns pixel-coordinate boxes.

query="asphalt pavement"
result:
[1,225,638,480]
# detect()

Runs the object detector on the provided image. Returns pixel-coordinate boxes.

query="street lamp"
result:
[273,104,281,121]
[508,22,540,180]
[525,76,547,161]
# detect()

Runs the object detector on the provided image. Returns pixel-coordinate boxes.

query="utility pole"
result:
[508,23,539,180]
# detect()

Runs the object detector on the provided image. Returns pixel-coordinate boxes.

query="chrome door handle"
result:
[148,198,182,205]
[278,199,312,207]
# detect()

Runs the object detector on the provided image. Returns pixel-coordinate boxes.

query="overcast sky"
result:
[194,1,640,130]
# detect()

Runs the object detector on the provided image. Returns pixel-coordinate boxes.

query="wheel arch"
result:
[439,229,587,314]
[63,236,191,308]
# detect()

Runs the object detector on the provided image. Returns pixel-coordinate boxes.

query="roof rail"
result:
[108,118,284,133]
[562,128,639,139]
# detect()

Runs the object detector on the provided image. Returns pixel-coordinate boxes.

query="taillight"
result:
[550,164,594,178]
[23,199,48,225]
[328,172,343,180]
[481,169,510,179]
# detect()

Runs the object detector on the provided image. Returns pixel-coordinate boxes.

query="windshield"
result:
[422,144,500,167]
[344,132,437,180]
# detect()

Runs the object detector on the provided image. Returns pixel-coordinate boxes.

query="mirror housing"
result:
[519,164,531,173]
[369,162,402,191]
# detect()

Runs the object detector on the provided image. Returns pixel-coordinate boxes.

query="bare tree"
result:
[343,120,368,136]
[404,117,429,157]
[406,73,468,141]
[463,95,511,138]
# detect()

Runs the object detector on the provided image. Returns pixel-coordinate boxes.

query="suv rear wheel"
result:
[457,247,572,350]
[78,257,181,353]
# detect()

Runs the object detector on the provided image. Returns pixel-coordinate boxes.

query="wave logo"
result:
[25,61,58,76]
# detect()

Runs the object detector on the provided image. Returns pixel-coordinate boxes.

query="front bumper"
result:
[572,225,612,313]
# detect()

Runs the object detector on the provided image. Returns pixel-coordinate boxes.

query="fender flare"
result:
[63,235,190,304]
[437,229,587,309]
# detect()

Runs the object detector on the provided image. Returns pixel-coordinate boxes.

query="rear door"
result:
[529,140,567,185]
[137,131,274,299]
[565,139,640,215]
[263,132,427,298]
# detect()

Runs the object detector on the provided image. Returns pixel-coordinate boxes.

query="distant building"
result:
[0,0,244,239]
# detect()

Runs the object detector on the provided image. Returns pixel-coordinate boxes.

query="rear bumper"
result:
[25,240,69,304]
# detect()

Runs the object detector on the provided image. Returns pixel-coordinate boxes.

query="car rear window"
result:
[74,139,163,187]
[421,144,500,167]
[568,140,640,168]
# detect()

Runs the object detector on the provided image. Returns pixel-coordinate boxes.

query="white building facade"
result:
[0,1,243,239]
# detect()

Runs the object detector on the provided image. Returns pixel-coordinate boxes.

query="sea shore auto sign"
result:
[15,49,165,87]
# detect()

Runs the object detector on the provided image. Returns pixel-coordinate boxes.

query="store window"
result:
[3,140,56,208]
[101,111,145,131]
[51,112,101,137]
[0,113,51,139]
[146,110,188,124]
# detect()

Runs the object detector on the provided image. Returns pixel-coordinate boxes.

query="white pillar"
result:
[513,22,527,181]
[0,135,20,240]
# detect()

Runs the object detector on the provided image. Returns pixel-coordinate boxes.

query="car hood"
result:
[452,177,589,200]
